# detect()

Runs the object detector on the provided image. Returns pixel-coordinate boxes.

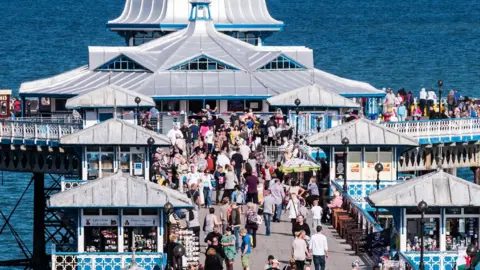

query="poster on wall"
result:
[123,216,159,227]
[363,152,378,180]
[379,151,393,180]
[334,153,345,179]
[83,216,119,227]
[134,163,143,176]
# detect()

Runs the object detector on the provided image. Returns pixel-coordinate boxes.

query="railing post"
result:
[58,124,62,140]
[10,122,14,138]
[46,125,50,140]
[157,113,160,133]
[34,124,38,140]
[23,123,26,139]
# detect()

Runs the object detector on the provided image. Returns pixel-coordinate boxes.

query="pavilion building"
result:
[19,0,384,118]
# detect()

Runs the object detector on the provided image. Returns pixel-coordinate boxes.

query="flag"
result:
[364,228,392,249]
[456,252,480,270]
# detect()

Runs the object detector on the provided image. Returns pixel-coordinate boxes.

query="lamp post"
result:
[466,244,478,270]
[135,96,141,126]
[417,200,428,270]
[295,98,301,143]
[437,80,443,111]
[374,162,384,222]
[316,116,322,133]
[341,137,349,193]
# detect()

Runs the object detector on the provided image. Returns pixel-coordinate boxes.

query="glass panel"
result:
[124,227,157,252]
[87,153,100,179]
[246,100,263,112]
[446,208,462,215]
[102,209,119,215]
[120,152,130,173]
[446,218,478,250]
[83,209,100,215]
[227,100,244,112]
[123,209,140,215]
[84,227,118,252]
[132,154,144,176]
[406,218,440,251]
[54,99,67,111]
[141,209,158,215]
[465,207,480,214]
[101,153,114,176]
[406,207,441,215]
[102,146,114,152]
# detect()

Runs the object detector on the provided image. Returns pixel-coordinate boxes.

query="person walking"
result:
[286,194,300,234]
[309,225,328,270]
[310,200,322,231]
[201,169,214,208]
[245,170,260,204]
[292,230,309,270]
[203,208,221,239]
[262,189,276,236]
[269,178,284,222]
[214,165,226,204]
[228,202,242,250]
[187,209,201,239]
[240,228,252,270]
[223,165,238,201]
[244,202,259,248]
[219,197,230,234]
[221,227,236,270]
[204,247,224,270]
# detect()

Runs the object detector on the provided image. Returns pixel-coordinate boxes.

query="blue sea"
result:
[0,0,479,266]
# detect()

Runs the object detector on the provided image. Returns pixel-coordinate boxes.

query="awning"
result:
[306,118,418,147]
[266,84,360,108]
[366,170,480,208]
[65,85,155,109]
[60,118,171,146]
[48,172,191,208]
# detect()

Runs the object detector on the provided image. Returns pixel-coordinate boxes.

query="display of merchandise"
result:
[85,228,118,252]
[170,228,200,269]
[124,227,157,252]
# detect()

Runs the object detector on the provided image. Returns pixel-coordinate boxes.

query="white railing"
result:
[0,120,82,141]
[383,118,480,139]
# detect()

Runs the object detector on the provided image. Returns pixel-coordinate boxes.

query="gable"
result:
[168,54,238,71]
[257,54,305,70]
[96,55,151,72]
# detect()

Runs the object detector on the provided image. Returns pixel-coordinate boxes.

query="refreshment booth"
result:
[367,170,480,270]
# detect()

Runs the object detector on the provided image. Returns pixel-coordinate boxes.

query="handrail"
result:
[398,251,419,270]
[331,180,382,231]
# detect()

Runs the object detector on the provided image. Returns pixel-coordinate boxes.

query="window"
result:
[101,147,114,177]
[132,31,163,46]
[257,55,305,70]
[446,217,478,251]
[83,209,100,215]
[169,55,237,71]
[141,209,158,215]
[161,100,180,112]
[102,209,119,215]
[86,146,116,179]
[120,147,131,173]
[227,100,245,112]
[229,32,259,45]
[54,98,67,111]
[96,55,149,72]
[123,209,140,215]
[406,218,440,251]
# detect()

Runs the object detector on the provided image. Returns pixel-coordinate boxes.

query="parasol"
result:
[280,158,320,173]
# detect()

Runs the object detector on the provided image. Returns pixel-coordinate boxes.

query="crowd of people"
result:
[381,87,479,122]
[155,105,343,270]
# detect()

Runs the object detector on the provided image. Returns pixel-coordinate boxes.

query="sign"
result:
[123,216,159,227]
[83,216,119,227]
[134,163,143,176]
[334,153,345,179]
[382,163,391,172]
[350,163,360,173]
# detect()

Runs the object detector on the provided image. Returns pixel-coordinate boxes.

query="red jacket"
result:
[261,167,274,179]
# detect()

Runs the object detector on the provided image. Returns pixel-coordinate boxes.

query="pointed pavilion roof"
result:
[60,118,171,146]
[107,0,284,32]
[65,85,155,109]
[48,172,191,208]
[306,118,418,147]
[266,84,361,108]
[366,170,480,207]
[19,1,383,99]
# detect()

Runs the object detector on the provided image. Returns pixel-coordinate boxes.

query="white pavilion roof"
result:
[48,172,191,208]
[366,170,480,207]
[107,0,284,32]
[60,118,171,146]
[266,84,361,108]
[19,2,383,99]
[306,118,419,146]
[65,85,155,109]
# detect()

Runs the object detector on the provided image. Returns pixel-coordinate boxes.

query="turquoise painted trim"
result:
[441,208,445,234]
[54,251,164,256]
[68,105,153,109]
[106,23,284,30]
[160,209,164,236]
[382,117,477,124]
[399,251,419,270]
[341,93,386,98]
[152,95,271,101]
[168,54,238,71]
[418,134,480,144]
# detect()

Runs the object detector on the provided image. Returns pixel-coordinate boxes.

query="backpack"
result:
[247,211,263,225]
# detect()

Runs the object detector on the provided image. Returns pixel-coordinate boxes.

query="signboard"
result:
[348,152,362,180]
[123,216,159,227]
[83,216,119,227]
[334,153,345,179]
[134,163,143,176]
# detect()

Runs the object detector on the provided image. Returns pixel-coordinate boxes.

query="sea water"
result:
[0,0,479,265]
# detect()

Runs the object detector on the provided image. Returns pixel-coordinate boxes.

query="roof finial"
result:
[189,0,212,21]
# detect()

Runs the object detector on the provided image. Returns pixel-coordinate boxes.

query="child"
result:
[310,200,322,230]
[231,185,245,206]
[240,228,252,270]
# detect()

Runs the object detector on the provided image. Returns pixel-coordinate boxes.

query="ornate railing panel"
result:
[52,252,164,270]
[400,251,458,270]
[333,180,403,204]
[0,120,82,142]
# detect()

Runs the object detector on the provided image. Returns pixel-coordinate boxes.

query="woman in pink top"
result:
[200,122,209,139]
[327,191,343,209]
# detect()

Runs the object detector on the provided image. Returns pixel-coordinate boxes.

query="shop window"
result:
[364,147,378,152]
[406,218,440,251]
[446,208,462,215]
[227,100,245,112]
[161,100,180,112]
[120,151,131,173]
[246,100,263,112]
[102,209,119,216]
[379,147,392,152]
[54,98,67,111]
[83,209,100,215]
[86,146,117,179]
[84,227,118,252]
[123,209,140,215]
[141,209,158,215]
[446,217,479,250]
[124,227,157,252]
[101,149,114,177]
[96,55,150,72]
[169,55,237,71]
[87,152,100,180]
[257,54,305,70]
[188,100,203,114]
[98,113,113,122]
[465,208,480,214]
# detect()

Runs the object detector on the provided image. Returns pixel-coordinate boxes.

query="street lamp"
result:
[135,96,141,126]
[316,116,322,133]
[374,162,384,222]
[295,98,301,143]
[147,137,155,146]
[438,80,443,112]
[417,200,428,270]
[341,137,349,193]
[466,244,478,270]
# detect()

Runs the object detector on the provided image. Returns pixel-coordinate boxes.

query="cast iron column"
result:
[32,173,47,270]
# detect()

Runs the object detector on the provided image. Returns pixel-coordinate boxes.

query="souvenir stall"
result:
[48,172,193,270]
[367,170,480,270]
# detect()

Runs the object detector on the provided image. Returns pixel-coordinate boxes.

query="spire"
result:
[189,0,212,21]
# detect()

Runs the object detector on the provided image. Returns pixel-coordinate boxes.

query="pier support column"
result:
[32,173,47,270]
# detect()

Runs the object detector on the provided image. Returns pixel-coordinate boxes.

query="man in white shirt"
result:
[239,142,251,161]
[309,225,328,270]
[167,125,183,145]
[216,151,230,168]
